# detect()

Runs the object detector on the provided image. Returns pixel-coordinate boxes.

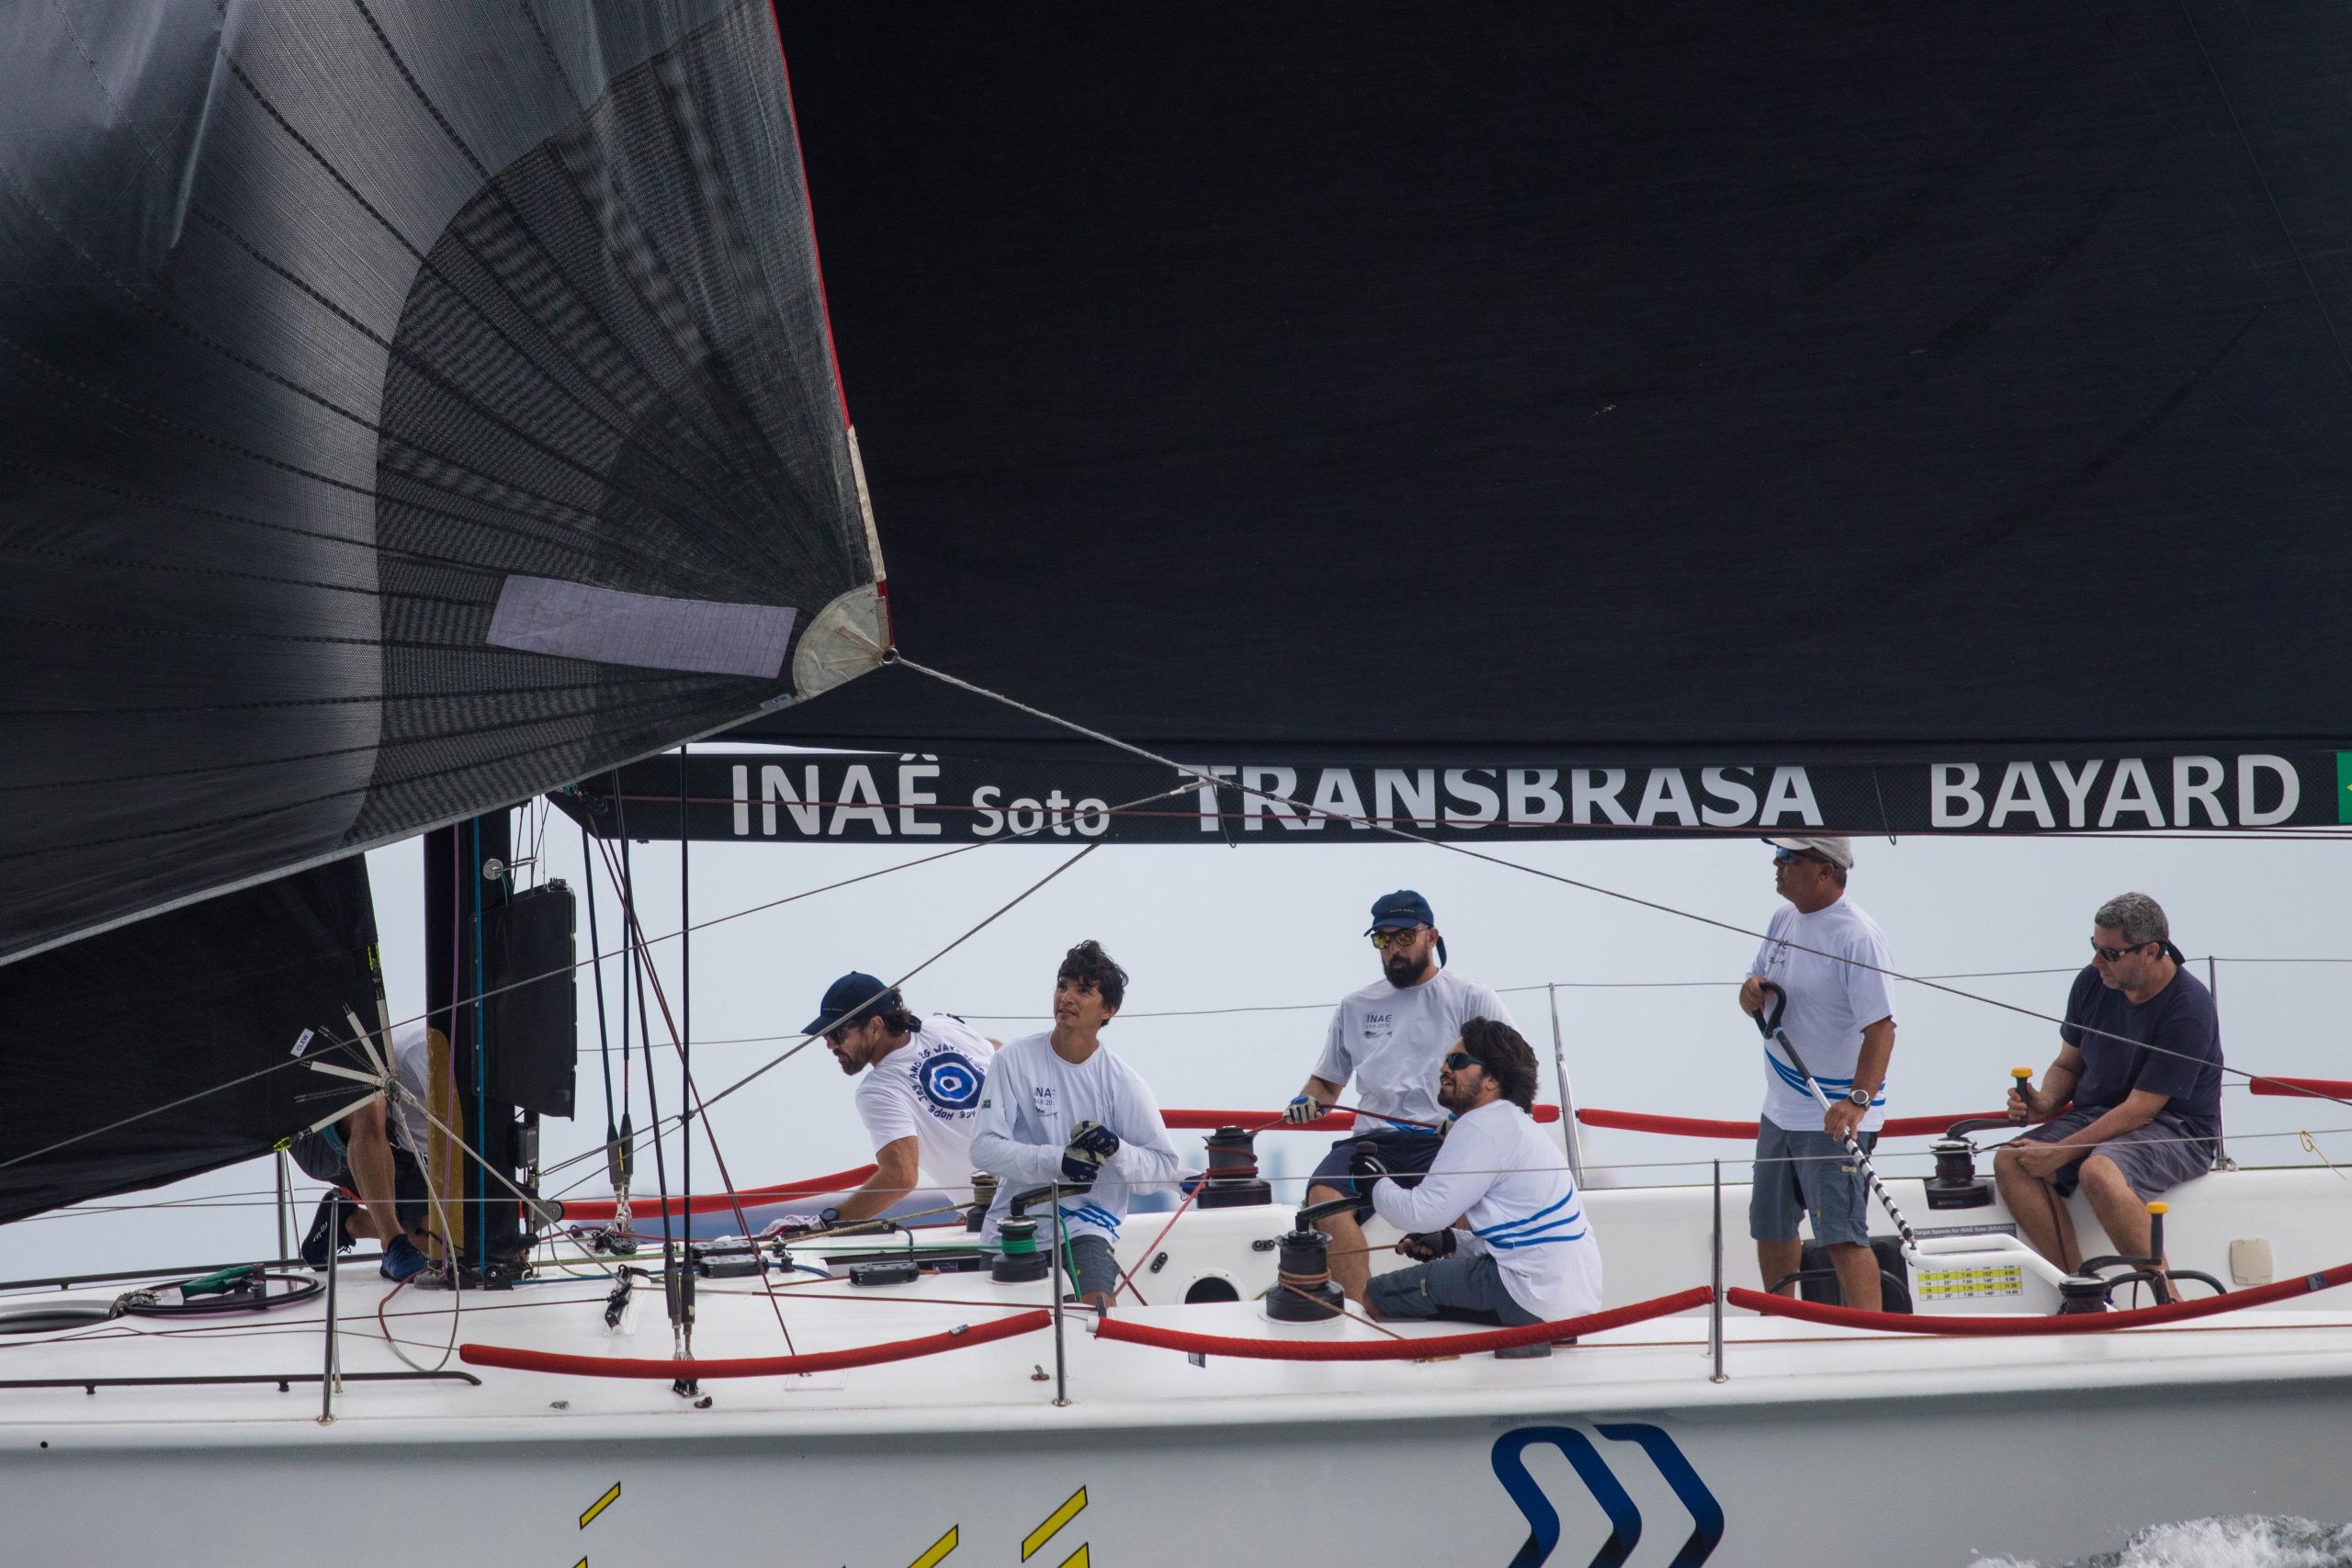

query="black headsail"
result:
[0,0,885,970]
[0,2,882,1216]
[747,3,2352,771]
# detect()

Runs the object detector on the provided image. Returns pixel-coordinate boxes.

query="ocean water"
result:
[1973,1517,2352,1568]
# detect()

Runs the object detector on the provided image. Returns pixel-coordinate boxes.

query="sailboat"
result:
[7,4,2352,1564]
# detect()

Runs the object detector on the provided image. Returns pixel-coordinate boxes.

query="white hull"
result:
[5,1165,2348,1565]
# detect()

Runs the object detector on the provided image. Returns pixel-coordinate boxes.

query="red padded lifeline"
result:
[460,1308,1050,1379]
[1091,1286,1712,1361]
[1731,1259,2352,1336]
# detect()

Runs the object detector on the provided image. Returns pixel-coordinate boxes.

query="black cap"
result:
[804,971,896,1035]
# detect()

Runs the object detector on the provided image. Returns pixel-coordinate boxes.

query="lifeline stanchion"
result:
[1547,984,1585,1188]
[1047,1184,1070,1407]
[318,1192,339,1426]
[275,1151,291,1263]
[1710,1159,1726,1383]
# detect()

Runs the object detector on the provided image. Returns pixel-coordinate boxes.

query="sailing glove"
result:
[1399,1229,1456,1260]
[1348,1142,1391,1199]
[1283,1094,1325,1124]
[1060,1120,1121,1184]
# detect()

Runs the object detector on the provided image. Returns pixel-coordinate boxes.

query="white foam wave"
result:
[1970,1516,2352,1568]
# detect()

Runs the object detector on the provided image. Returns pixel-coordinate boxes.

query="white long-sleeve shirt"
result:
[968,1032,1184,1248]
[1370,1099,1600,1322]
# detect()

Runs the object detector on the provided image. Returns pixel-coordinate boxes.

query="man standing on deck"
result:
[1737,836,1897,1312]
[970,941,1183,1309]
[781,973,1001,1234]
[1289,890,1515,1305]
[1358,1018,1600,1346]
[1994,893,2222,1293]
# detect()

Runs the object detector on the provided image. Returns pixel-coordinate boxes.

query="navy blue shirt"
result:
[2059,963,2223,1141]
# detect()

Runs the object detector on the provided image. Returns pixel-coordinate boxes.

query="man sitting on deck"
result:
[1355,1018,1600,1345]
[781,973,1001,1234]
[1288,889,1515,1305]
[1995,893,2222,1296]
[969,941,1183,1309]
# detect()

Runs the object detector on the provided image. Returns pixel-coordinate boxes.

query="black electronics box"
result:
[487,880,577,1118]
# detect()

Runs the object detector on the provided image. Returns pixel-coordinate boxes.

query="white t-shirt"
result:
[385,1021,435,1163]
[968,1032,1184,1248]
[1371,1099,1600,1322]
[1310,968,1516,1129]
[1749,896,1896,1133]
[854,1013,995,1188]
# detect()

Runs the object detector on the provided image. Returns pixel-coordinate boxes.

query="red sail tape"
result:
[1731,1261,2352,1336]
[1091,1286,1711,1361]
[459,1308,1051,1379]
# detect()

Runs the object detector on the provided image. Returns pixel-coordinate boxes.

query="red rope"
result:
[1091,1286,1711,1361]
[2248,1076,2352,1099]
[1163,1105,1560,1131]
[1577,1107,2014,1140]
[557,1164,879,1223]
[1731,1261,2352,1336]
[458,1308,1050,1379]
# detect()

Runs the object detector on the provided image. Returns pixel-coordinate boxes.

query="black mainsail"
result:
[0,1,881,1217]
[1,0,884,970]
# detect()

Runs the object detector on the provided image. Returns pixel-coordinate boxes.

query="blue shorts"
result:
[1308,1127,1445,1220]
[1750,1116,1878,1247]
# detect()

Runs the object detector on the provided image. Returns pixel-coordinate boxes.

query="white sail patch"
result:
[486,576,797,679]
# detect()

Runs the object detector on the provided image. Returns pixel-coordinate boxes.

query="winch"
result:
[1265,1197,1353,1322]
[1193,1126,1272,1210]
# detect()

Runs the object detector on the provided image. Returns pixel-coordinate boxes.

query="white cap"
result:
[1764,835,1854,870]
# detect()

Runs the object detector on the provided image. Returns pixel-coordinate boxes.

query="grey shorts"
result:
[1364,1250,1542,1327]
[1065,1234,1118,1302]
[1751,1116,1877,1248]
[2015,1107,2216,1201]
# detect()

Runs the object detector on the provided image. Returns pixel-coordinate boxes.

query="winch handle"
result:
[1747,980,1788,1039]
[2008,1066,2034,1124]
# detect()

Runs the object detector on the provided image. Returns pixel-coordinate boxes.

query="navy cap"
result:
[805,971,897,1035]
[1363,889,1435,933]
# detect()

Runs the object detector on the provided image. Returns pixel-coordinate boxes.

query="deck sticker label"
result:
[1023,1485,1088,1561]
[578,1482,619,1529]
[906,1524,959,1568]
[1493,1424,1721,1566]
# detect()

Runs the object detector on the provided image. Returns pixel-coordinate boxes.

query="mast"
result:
[425,812,523,1282]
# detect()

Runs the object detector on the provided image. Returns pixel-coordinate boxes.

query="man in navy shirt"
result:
[1995,893,2222,1292]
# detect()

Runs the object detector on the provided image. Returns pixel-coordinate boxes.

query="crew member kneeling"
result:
[1355,1018,1600,1332]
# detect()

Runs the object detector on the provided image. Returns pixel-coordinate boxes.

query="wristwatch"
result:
[819,1205,842,1226]
[1845,1086,1873,1109]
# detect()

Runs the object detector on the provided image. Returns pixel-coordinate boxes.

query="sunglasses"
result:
[2090,939,2151,963]
[1369,927,1425,950]
[1442,1052,1485,1072]
[1771,847,1826,865]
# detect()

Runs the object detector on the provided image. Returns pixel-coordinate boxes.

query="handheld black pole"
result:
[1747,981,1916,1248]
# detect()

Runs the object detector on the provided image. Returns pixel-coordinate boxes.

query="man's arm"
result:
[1104,1073,1185,1196]
[829,1137,921,1225]
[2014,1043,2085,1121]
[967,1070,1063,1189]
[1370,1146,1492,1234]
[1823,1016,1894,1140]
[1295,1074,1343,1109]
[2009,1088,2167,1180]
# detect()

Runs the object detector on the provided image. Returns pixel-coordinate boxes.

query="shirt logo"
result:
[916,1050,984,1116]
[1032,1084,1057,1114]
